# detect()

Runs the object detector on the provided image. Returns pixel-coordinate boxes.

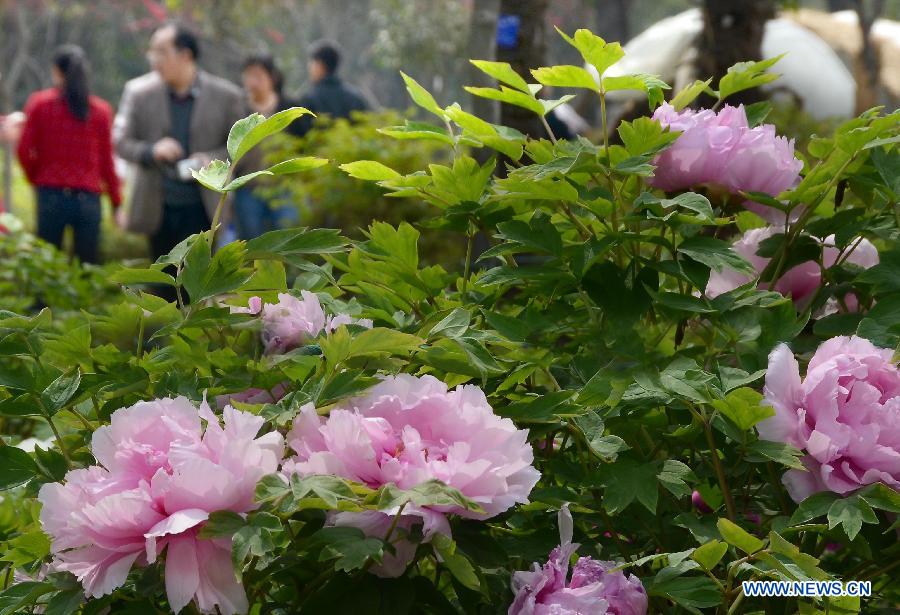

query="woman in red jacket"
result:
[16,45,121,264]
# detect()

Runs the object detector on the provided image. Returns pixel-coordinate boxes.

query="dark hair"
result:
[53,45,90,121]
[158,22,200,61]
[308,40,340,75]
[241,53,283,95]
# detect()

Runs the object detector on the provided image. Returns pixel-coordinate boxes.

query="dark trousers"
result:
[36,187,102,264]
[149,202,211,261]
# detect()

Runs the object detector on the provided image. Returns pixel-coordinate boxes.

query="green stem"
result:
[540,114,558,144]
[45,413,72,468]
[462,229,474,297]
[208,190,229,250]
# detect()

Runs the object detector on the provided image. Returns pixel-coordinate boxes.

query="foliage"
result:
[261,110,463,265]
[0,27,898,615]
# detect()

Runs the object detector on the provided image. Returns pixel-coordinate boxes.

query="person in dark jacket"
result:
[233,53,299,239]
[294,40,369,136]
[17,45,121,264]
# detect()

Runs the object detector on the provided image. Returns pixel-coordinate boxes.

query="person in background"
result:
[16,46,120,264]
[114,22,244,262]
[293,40,369,137]
[233,53,299,239]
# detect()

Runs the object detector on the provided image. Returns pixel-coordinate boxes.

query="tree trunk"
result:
[467,0,501,124]
[496,0,548,139]
[590,0,630,43]
[696,0,776,106]
[853,0,885,113]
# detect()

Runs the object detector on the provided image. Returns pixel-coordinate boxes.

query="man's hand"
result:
[152,137,184,163]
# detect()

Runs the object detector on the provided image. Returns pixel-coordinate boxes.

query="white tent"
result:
[595,8,857,119]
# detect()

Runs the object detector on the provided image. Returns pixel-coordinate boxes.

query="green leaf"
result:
[0,446,40,490]
[657,459,697,498]
[496,215,563,256]
[649,575,722,609]
[858,482,900,513]
[670,78,714,110]
[432,534,481,591]
[557,28,624,78]
[309,526,384,572]
[600,458,659,514]
[192,159,230,192]
[227,107,313,164]
[40,369,81,414]
[790,491,841,525]
[43,589,83,615]
[339,160,402,181]
[244,227,345,260]
[109,267,176,287]
[691,539,728,571]
[291,474,359,508]
[718,55,783,102]
[572,410,629,461]
[470,60,531,93]
[856,294,900,348]
[717,518,764,554]
[827,495,877,541]
[678,236,754,274]
[400,72,446,118]
[463,85,545,116]
[531,65,599,92]
[602,73,669,94]
[856,250,900,295]
[428,308,471,339]
[745,440,805,470]
[180,238,251,303]
[265,156,330,176]
[198,510,246,539]
[711,387,772,431]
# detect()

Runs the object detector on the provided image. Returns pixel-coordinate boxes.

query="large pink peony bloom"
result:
[706,228,878,309]
[39,397,283,614]
[650,103,803,223]
[509,506,647,615]
[757,336,900,502]
[283,374,540,577]
[233,292,372,354]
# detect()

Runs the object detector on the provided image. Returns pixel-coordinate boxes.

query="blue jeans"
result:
[36,187,102,264]
[233,187,297,240]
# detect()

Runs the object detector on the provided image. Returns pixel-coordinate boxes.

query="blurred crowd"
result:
[0,22,368,264]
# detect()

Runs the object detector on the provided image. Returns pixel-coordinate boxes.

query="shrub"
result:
[0,29,898,615]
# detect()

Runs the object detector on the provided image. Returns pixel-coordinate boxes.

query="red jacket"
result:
[16,89,121,207]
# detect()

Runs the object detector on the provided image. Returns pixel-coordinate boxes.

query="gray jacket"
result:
[113,70,244,234]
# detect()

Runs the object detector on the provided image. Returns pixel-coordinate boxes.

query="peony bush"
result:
[0,28,898,614]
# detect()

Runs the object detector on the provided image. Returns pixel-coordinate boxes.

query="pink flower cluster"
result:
[705,228,878,309]
[649,103,803,223]
[283,374,541,577]
[758,336,900,502]
[39,398,284,614]
[509,506,647,615]
[233,291,372,354]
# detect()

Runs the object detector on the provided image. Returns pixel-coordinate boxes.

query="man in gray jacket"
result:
[114,23,244,260]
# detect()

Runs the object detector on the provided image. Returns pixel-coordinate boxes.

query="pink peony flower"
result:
[649,103,747,193]
[650,103,803,223]
[232,292,372,354]
[757,336,900,502]
[705,227,878,309]
[509,505,647,615]
[39,397,284,614]
[283,374,540,577]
